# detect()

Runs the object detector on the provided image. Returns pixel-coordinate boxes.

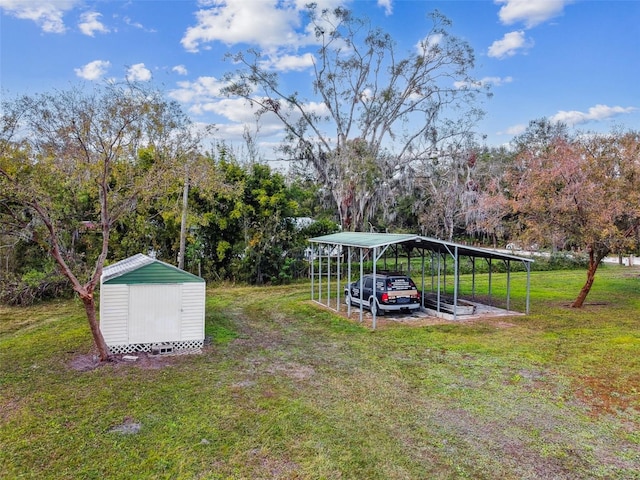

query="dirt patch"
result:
[0,395,24,422]
[107,417,142,435]
[68,351,193,372]
[68,353,103,372]
[263,361,315,381]
[574,374,640,416]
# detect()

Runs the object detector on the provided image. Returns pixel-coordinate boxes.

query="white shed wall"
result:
[180,283,206,341]
[99,284,129,344]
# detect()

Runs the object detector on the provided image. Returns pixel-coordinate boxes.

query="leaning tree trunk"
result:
[38,205,112,361]
[571,247,606,308]
[78,290,111,361]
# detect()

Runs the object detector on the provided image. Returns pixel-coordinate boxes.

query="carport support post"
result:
[443,254,447,294]
[337,244,342,312]
[421,249,426,309]
[471,257,476,299]
[318,248,322,303]
[372,246,378,330]
[437,253,442,314]
[488,258,493,304]
[327,249,331,307]
[453,246,459,320]
[359,248,364,323]
[347,246,352,316]
[394,246,399,272]
[430,252,435,292]
[506,260,511,312]
[526,262,531,314]
[310,245,315,302]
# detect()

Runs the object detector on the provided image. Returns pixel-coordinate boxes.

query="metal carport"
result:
[308,232,534,329]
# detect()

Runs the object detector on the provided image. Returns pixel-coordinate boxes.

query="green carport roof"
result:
[309,232,533,263]
[309,232,419,249]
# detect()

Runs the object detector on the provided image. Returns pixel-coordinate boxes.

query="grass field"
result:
[1,265,639,479]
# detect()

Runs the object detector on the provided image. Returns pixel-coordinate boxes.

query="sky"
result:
[1,0,639,159]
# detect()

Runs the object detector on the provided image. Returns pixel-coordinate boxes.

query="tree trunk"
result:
[79,291,111,361]
[178,169,189,270]
[571,248,606,308]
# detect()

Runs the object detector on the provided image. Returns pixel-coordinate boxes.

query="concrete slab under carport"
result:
[324,299,524,330]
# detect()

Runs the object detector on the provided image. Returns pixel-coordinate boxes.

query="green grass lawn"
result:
[1,265,639,479]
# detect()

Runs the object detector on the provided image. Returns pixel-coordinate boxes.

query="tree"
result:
[0,84,195,360]
[506,120,640,307]
[408,138,481,240]
[464,145,518,247]
[222,6,485,231]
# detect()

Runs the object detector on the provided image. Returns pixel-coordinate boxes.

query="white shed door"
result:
[129,284,182,343]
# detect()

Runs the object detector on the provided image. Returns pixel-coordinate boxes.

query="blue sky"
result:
[1,0,639,155]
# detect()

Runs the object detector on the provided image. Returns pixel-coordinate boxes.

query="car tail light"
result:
[381,293,389,303]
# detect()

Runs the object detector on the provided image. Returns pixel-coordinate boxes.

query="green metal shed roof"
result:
[102,253,204,284]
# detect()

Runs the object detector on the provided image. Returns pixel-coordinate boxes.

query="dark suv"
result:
[345,273,421,316]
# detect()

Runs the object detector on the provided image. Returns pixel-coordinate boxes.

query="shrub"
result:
[0,270,72,306]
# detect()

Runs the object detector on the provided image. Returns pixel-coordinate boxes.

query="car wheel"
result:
[369,297,384,316]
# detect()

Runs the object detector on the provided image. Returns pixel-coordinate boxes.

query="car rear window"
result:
[387,277,416,290]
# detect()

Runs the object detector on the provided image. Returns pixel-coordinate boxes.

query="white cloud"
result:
[495,0,570,28]
[197,98,259,122]
[78,11,109,37]
[181,0,347,53]
[181,0,303,52]
[168,73,331,148]
[0,0,80,33]
[172,65,188,76]
[126,63,152,82]
[120,15,156,33]
[169,76,230,104]
[123,16,142,29]
[455,76,513,89]
[74,60,111,80]
[550,104,637,126]
[416,33,443,57]
[499,124,527,136]
[261,53,315,72]
[488,31,532,59]
[483,76,513,87]
[378,0,393,16]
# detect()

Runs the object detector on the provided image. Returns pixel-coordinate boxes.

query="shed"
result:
[99,253,205,355]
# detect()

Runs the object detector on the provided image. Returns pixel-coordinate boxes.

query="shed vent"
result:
[151,343,174,355]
